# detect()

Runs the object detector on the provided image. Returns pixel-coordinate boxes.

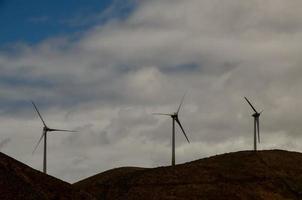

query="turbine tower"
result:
[244,97,262,151]
[31,101,76,174]
[153,95,190,166]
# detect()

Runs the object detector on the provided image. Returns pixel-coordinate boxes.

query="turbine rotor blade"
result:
[257,118,260,143]
[31,101,47,127]
[152,113,172,116]
[32,130,45,154]
[177,93,186,114]
[244,97,258,113]
[48,128,77,132]
[175,118,190,143]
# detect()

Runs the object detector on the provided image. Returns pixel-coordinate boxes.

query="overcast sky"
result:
[1,0,302,183]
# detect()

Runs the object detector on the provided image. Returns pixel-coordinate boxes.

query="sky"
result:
[1,0,302,183]
[0,0,134,45]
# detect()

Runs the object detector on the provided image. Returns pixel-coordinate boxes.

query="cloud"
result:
[1,0,302,183]
[60,0,137,27]
[0,138,11,150]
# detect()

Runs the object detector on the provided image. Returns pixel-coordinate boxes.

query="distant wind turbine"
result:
[244,97,263,151]
[31,101,76,174]
[153,94,190,166]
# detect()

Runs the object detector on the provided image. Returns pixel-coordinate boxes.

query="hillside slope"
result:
[74,150,302,200]
[0,152,95,200]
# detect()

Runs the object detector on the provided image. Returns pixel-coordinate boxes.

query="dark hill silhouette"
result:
[74,150,302,200]
[0,152,95,200]
[2,150,302,199]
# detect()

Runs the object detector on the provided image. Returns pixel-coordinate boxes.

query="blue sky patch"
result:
[0,0,136,46]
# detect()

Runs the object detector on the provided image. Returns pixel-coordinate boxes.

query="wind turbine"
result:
[153,95,190,166]
[244,97,263,151]
[31,101,76,174]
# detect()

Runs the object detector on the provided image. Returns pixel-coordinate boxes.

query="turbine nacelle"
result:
[252,112,260,118]
[43,126,48,132]
[171,113,178,118]
[43,126,55,132]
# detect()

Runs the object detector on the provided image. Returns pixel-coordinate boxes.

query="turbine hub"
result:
[171,113,177,118]
[252,112,260,117]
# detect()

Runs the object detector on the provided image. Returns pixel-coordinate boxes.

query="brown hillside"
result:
[0,152,95,200]
[74,150,302,200]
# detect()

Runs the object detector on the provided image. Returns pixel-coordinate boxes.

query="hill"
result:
[0,152,95,200]
[74,150,302,200]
